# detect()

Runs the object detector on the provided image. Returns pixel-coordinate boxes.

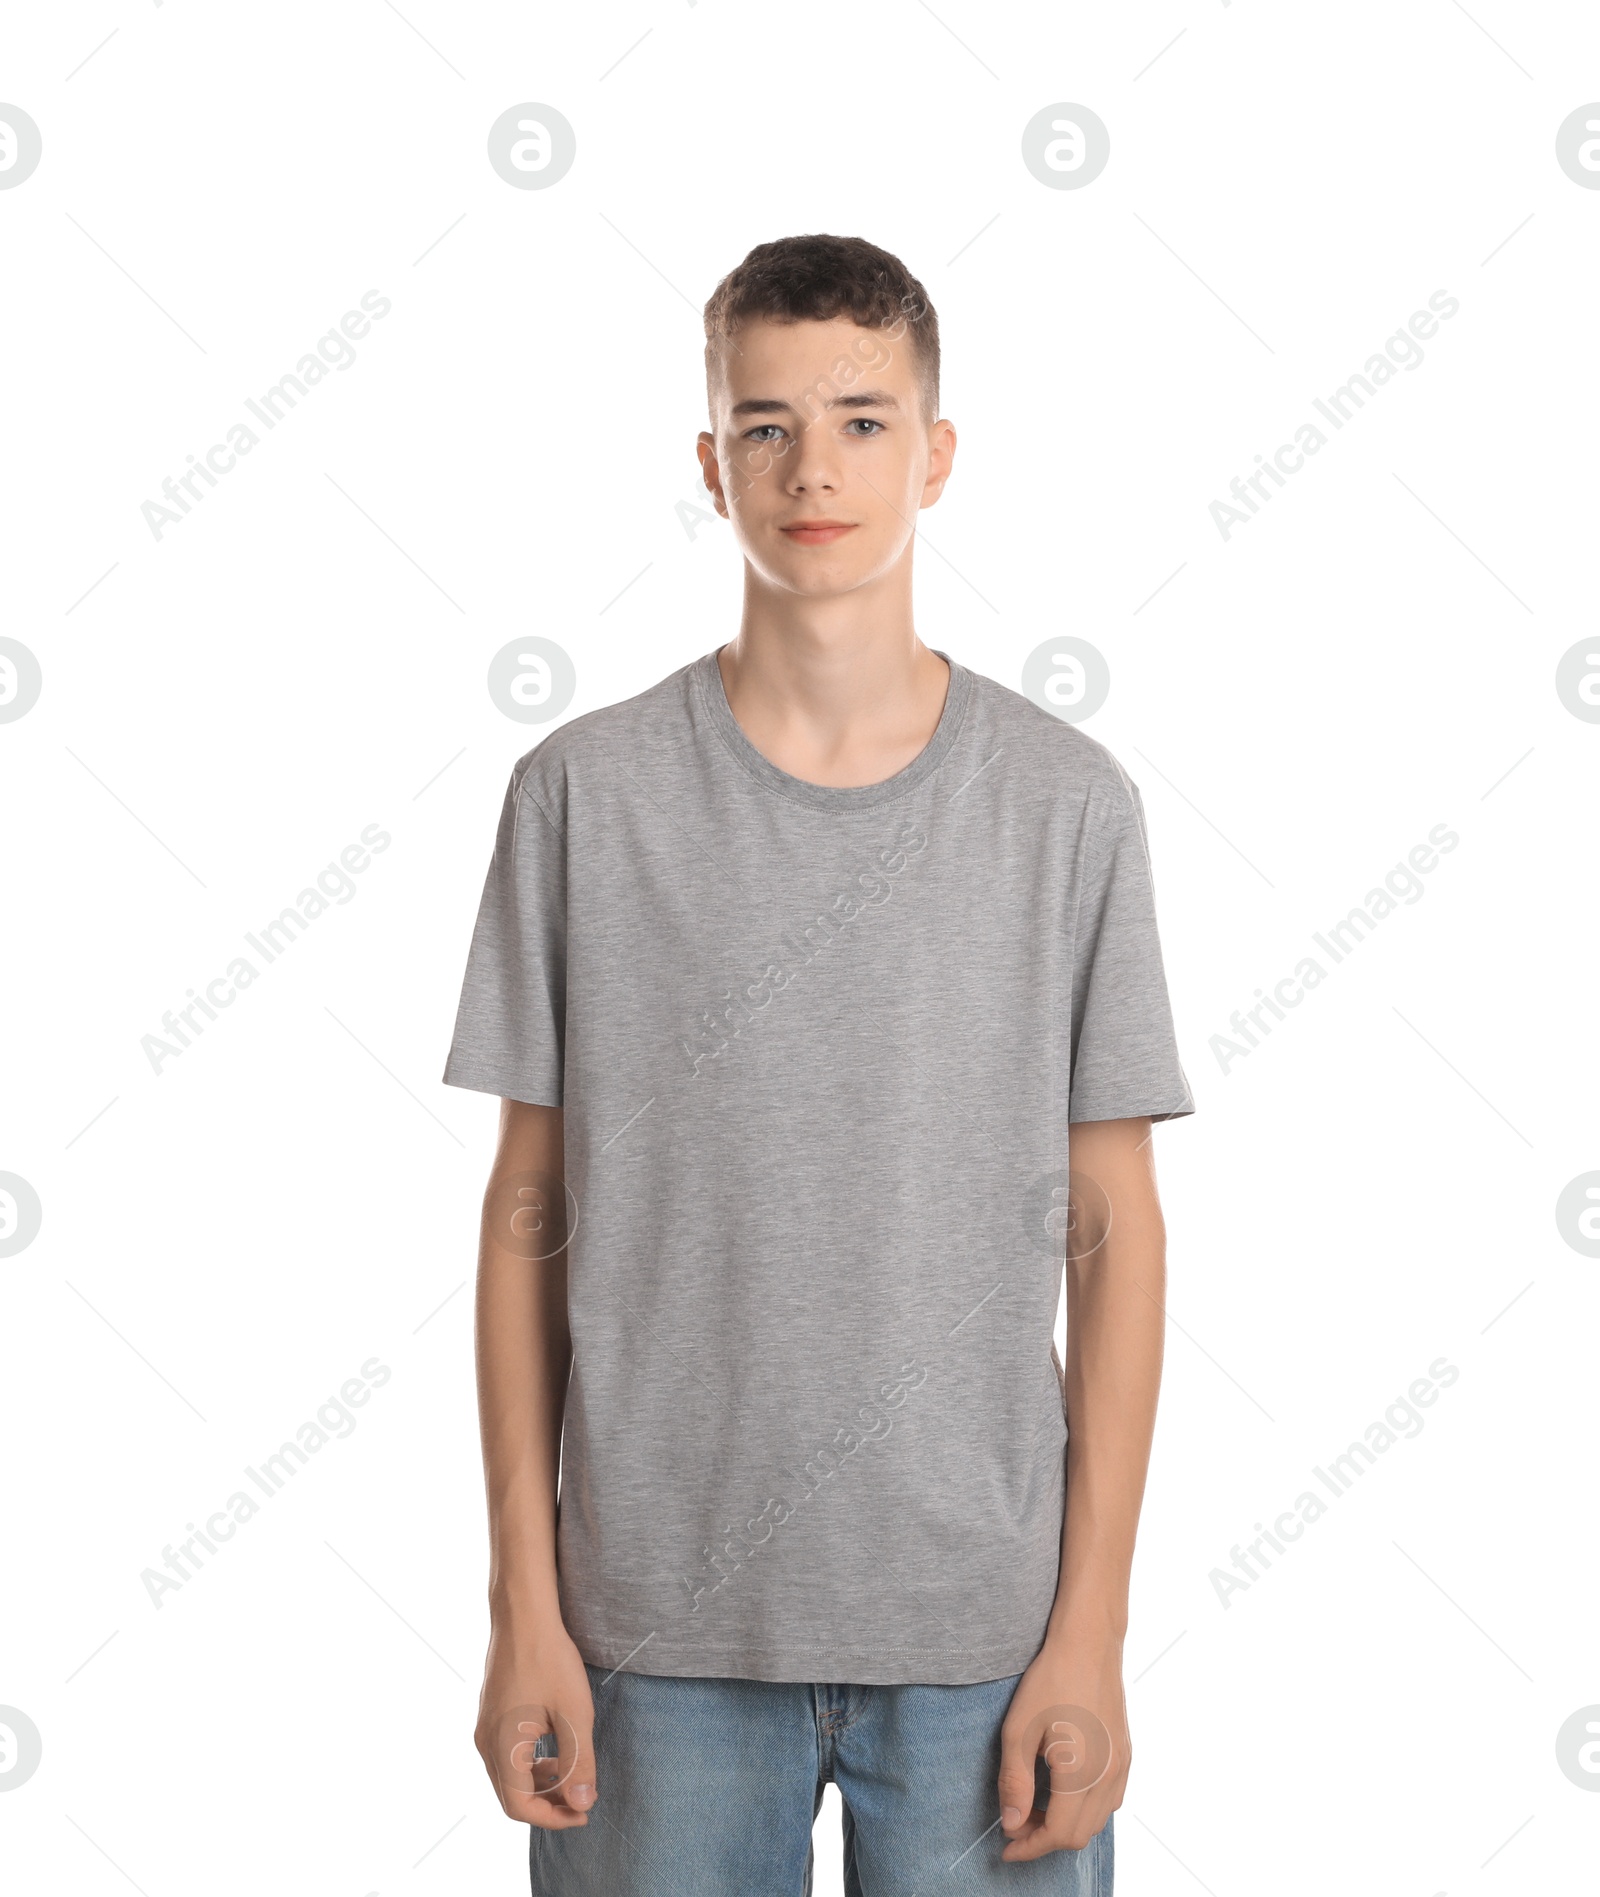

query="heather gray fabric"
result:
[443,648,1193,1685]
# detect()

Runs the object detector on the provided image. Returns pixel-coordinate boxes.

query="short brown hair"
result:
[703,233,940,424]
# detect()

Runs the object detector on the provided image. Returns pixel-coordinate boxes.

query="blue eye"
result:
[744,424,785,444]
[847,418,884,435]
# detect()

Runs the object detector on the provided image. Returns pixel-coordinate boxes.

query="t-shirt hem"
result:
[569,1629,1042,1687]
[1069,1094,1194,1124]
[440,1060,562,1108]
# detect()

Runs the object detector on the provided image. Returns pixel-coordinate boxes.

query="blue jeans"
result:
[529,1664,1114,1895]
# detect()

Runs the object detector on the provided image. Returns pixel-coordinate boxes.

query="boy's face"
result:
[697,316,955,598]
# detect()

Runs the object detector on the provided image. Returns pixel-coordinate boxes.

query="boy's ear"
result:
[695,433,729,518]
[918,418,957,509]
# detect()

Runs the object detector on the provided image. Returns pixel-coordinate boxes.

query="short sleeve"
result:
[442,762,567,1107]
[1069,774,1194,1124]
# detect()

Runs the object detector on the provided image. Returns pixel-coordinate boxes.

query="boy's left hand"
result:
[996,1629,1130,1860]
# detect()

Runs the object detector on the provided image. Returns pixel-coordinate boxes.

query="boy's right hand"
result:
[475,1619,597,1826]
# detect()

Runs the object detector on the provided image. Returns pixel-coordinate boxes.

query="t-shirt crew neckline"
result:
[692,645,973,813]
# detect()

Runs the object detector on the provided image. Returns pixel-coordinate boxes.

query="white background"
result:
[3,3,1598,1893]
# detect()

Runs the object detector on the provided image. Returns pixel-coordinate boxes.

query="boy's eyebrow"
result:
[729,388,901,416]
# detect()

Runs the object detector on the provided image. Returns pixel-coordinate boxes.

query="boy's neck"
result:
[715,572,951,790]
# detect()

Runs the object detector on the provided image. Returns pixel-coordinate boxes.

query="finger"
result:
[515,1786,593,1829]
[1001,1787,1097,1861]
[996,1716,1040,1841]
[553,1702,597,1816]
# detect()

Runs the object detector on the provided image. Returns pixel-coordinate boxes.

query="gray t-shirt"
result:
[443,648,1193,1685]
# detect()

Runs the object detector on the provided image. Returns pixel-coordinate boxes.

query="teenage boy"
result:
[443,233,1193,1895]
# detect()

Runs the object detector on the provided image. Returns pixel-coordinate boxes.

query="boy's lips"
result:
[779,520,857,545]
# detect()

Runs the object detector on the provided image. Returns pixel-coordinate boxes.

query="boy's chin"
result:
[744,543,885,595]
[771,567,875,600]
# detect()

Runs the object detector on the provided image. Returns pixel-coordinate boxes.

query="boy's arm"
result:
[472,1098,598,1828]
[998,1114,1166,1862]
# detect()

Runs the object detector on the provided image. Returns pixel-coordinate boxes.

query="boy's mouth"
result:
[779,519,856,546]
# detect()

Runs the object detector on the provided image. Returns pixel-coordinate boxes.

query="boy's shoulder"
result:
[505,655,699,823]
[963,663,1143,815]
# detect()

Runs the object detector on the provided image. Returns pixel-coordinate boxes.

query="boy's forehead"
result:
[716,315,911,403]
